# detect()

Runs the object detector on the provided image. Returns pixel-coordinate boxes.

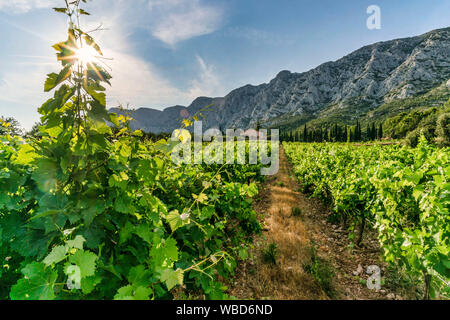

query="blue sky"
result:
[0,0,449,130]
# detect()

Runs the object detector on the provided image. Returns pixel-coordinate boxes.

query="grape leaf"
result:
[160,268,184,291]
[113,285,152,300]
[66,235,86,250]
[150,237,179,269]
[43,245,68,266]
[135,224,152,244]
[69,250,98,278]
[10,262,57,300]
[128,265,152,287]
[114,285,133,300]
[165,210,189,232]
[81,275,102,295]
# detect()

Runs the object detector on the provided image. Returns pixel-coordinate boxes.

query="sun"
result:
[75,45,98,67]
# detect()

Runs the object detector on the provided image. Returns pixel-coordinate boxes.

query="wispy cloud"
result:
[0,64,52,104]
[104,50,189,109]
[221,26,295,46]
[187,55,224,99]
[90,1,225,108]
[0,0,54,13]
[103,51,224,110]
[0,61,56,128]
[148,0,224,46]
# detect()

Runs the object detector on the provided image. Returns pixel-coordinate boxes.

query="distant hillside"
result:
[111,27,450,133]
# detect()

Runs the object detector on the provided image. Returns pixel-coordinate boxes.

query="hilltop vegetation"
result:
[281,94,450,147]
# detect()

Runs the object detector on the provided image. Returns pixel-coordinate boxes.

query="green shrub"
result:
[303,242,335,297]
[291,207,302,217]
[263,242,278,265]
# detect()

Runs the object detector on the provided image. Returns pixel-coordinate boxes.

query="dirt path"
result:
[228,147,402,300]
[228,147,327,299]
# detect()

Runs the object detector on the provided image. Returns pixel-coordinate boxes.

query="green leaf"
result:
[10,228,48,259]
[55,65,72,88]
[84,35,102,56]
[44,73,58,92]
[79,9,90,15]
[150,237,179,269]
[119,221,135,244]
[163,238,179,262]
[135,224,152,244]
[13,144,38,165]
[165,210,189,232]
[114,285,134,300]
[28,210,62,222]
[128,265,152,287]
[66,235,86,250]
[114,196,135,214]
[193,193,208,204]
[160,268,184,291]
[43,65,71,92]
[132,286,152,300]
[53,8,67,13]
[10,262,57,300]
[141,194,166,224]
[109,113,120,127]
[120,144,132,158]
[88,89,106,106]
[79,198,106,226]
[81,275,102,295]
[113,284,152,300]
[43,245,68,266]
[69,250,98,278]
[88,101,110,123]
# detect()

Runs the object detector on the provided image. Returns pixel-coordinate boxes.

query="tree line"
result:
[280,121,383,143]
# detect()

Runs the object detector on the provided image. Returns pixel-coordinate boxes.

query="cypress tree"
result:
[371,123,376,141]
[378,123,383,140]
[357,121,362,141]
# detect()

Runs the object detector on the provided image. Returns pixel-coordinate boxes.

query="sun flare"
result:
[75,45,98,67]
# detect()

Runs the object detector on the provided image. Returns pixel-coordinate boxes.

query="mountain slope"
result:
[111,27,450,133]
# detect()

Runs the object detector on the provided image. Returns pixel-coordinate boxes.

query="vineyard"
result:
[0,125,268,300]
[284,141,450,299]
[0,1,449,302]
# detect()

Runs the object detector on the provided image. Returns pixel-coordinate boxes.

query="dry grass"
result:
[228,148,328,300]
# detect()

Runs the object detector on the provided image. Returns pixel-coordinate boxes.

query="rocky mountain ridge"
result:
[111,27,450,133]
